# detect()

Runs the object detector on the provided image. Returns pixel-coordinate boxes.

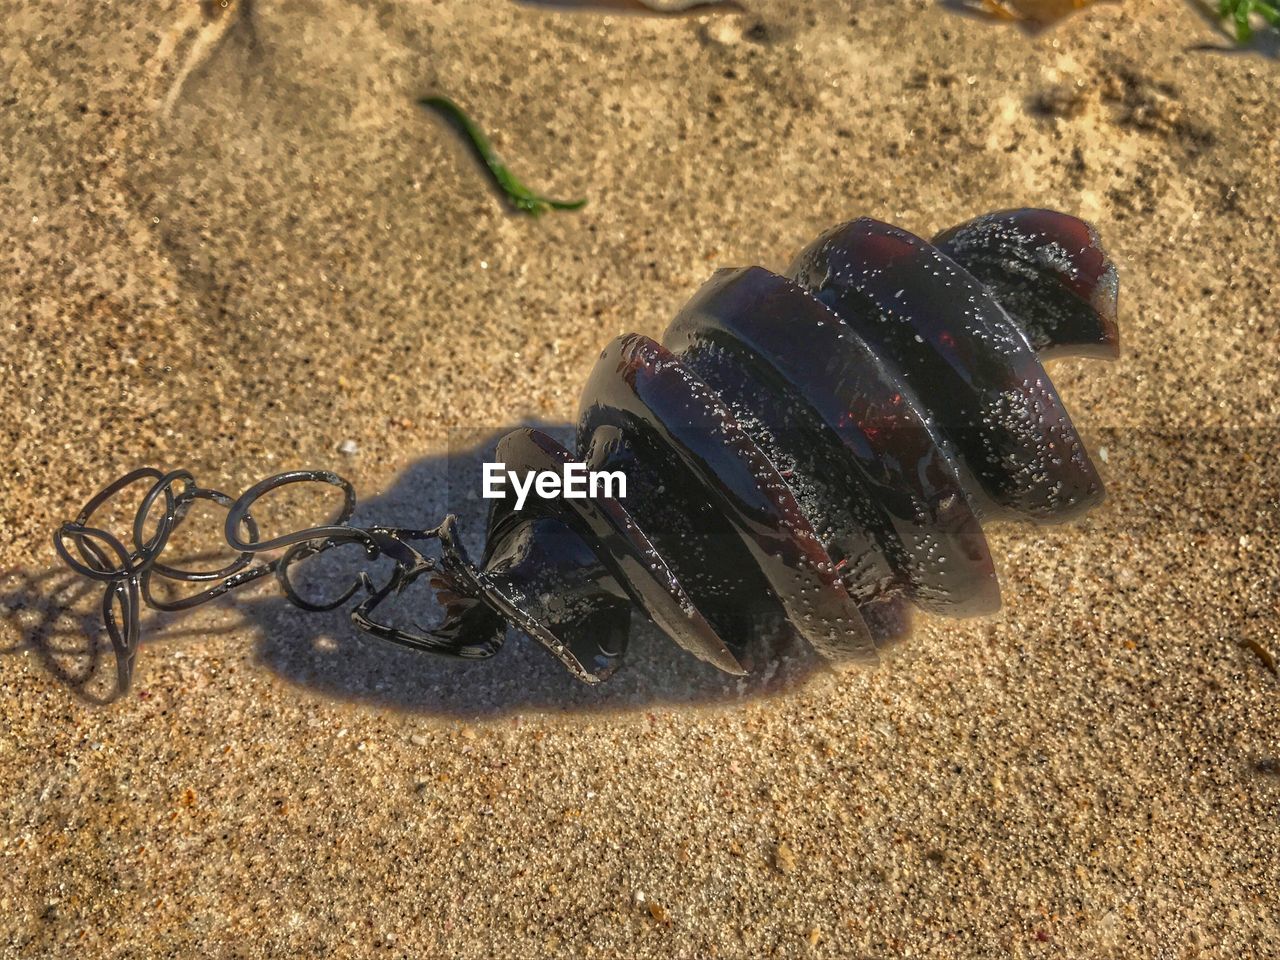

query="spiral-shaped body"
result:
[448,209,1119,682]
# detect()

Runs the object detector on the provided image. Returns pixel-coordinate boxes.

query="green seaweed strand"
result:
[1217,0,1280,42]
[421,96,586,217]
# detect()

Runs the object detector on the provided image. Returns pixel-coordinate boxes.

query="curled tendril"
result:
[53,468,502,692]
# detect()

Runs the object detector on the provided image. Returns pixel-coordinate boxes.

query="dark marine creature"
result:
[55,209,1119,691]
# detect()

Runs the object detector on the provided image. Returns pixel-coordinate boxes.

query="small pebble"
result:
[775,842,797,873]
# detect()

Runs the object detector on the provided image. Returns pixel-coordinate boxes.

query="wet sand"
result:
[2,0,1278,956]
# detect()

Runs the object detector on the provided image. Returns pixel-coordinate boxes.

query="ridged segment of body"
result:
[457,209,1120,682]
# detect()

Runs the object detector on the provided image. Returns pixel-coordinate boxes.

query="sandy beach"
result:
[2,0,1278,956]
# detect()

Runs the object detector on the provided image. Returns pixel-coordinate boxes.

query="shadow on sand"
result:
[1,424,826,716]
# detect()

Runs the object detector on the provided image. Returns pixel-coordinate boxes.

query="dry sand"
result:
[2,0,1278,956]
